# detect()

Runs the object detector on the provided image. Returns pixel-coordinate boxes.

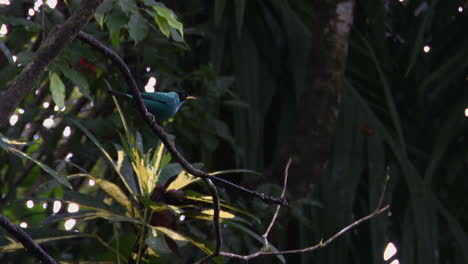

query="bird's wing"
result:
[140,92,174,104]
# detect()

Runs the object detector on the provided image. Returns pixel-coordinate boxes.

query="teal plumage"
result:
[108,89,196,120]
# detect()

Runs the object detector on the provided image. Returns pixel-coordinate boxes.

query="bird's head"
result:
[176,91,197,102]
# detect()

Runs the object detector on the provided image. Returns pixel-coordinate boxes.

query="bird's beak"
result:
[185,96,197,100]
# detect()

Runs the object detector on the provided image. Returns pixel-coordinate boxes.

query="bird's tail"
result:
[108,89,133,99]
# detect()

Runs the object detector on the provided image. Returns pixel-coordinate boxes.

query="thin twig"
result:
[76,31,287,206]
[193,179,222,264]
[0,214,58,264]
[219,204,390,260]
[262,158,291,246]
[376,167,390,210]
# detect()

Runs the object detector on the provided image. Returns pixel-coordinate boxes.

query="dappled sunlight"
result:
[42,116,55,129]
[53,201,62,213]
[9,114,18,126]
[63,126,71,137]
[54,105,66,112]
[67,203,79,213]
[19,222,28,228]
[383,242,398,261]
[26,200,34,208]
[65,152,73,161]
[46,0,57,8]
[0,24,7,36]
[64,219,76,230]
[423,45,431,53]
[144,76,157,92]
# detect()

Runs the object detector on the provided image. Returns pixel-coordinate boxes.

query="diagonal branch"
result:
[0,214,58,264]
[76,31,287,206]
[219,205,389,260]
[0,0,103,125]
[219,162,391,261]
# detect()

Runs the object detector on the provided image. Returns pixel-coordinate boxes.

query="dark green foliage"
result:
[1,0,468,263]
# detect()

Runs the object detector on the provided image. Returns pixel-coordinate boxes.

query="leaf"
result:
[0,134,31,146]
[166,170,200,190]
[0,136,72,189]
[69,119,135,196]
[169,27,184,43]
[405,0,439,75]
[144,0,184,40]
[214,0,226,26]
[63,170,136,217]
[151,226,216,257]
[146,230,172,254]
[128,13,148,43]
[159,163,182,185]
[94,178,139,217]
[40,211,115,226]
[211,119,233,143]
[184,190,260,224]
[49,72,66,109]
[153,11,171,38]
[152,226,186,241]
[198,209,235,220]
[0,228,86,252]
[107,7,127,36]
[135,131,144,154]
[209,169,261,176]
[16,50,33,65]
[118,0,138,15]
[114,144,138,195]
[94,0,116,28]
[234,0,246,37]
[59,63,91,99]
[0,16,40,32]
[0,39,14,64]
[64,191,125,215]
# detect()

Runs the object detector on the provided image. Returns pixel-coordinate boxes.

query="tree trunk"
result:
[279,0,354,197]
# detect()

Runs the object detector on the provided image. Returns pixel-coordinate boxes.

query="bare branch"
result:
[376,167,390,210]
[76,31,287,206]
[219,205,390,260]
[262,158,291,246]
[218,163,391,261]
[0,0,103,125]
[0,214,58,264]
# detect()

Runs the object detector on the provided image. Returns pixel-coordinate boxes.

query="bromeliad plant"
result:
[34,98,259,263]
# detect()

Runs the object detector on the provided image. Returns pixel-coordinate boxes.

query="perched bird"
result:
[108,89,196,120]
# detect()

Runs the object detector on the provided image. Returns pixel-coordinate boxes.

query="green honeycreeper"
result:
[108,89,196,120]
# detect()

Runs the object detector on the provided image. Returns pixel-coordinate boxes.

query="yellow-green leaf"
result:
[201,209,236,219]
[49,72,65,109]
[166,170,199,190]
[94,178,139,218]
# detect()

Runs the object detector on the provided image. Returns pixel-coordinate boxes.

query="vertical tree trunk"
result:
[279,0,354,196]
